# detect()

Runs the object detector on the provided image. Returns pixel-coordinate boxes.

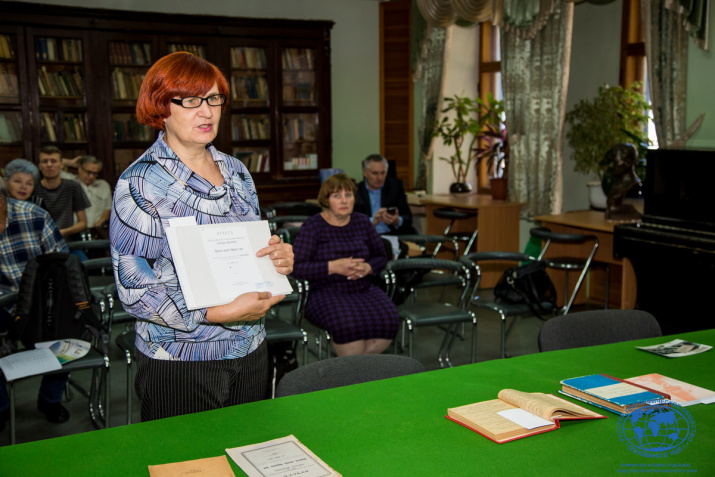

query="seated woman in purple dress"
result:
[292,173,399,356]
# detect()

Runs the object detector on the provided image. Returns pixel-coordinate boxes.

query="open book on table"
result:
[446,389,605,444]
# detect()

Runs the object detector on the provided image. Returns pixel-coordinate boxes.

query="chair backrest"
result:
[396,234,459,259]
[529,226,600,314]
[460,251,537,300]
[384,258,471,308]
[275,354,425,397]
[268,215,311,233]
[263,201,322,219]
[538,309,662,352]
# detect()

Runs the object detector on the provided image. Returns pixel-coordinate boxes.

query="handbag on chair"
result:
[493,260,557,319]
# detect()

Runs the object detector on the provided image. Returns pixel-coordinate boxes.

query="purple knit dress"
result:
[291,212,400,344]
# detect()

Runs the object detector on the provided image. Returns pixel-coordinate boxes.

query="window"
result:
[620,0,658,148]
[477,22,503,189]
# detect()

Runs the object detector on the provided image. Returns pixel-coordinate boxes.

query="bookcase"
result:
[0,3,333,204]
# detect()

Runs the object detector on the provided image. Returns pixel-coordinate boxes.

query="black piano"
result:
[614,148,715,334]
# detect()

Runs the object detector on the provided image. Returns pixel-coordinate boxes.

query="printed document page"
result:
[0,348,62,381]
[227,435,341,477]
[166,220,293,310]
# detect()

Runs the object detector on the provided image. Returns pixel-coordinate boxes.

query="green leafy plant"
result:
[474,93,508,179]
[565,83,651,180]
[433,93,507,183]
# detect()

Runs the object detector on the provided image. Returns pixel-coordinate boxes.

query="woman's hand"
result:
[206,291,285,323]
[329,257,371,280]
[256,235,294,275]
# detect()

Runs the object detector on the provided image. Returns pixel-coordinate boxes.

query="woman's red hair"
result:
[136,52,230,130]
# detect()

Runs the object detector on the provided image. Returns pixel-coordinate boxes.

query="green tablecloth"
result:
[2,330,714,476]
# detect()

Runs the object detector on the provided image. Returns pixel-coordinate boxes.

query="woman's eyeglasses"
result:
[171,94,227,109]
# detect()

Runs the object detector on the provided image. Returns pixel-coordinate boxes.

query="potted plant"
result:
[473,93,508,199]
[433,94,482,193]
[433,93,508,195]
[565,82,651,209]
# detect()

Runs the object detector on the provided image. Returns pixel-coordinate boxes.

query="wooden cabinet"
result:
[0,4,333,203]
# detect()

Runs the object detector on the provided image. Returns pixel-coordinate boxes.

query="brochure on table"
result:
[166,218,293,310]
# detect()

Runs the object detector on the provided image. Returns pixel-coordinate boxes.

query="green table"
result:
[2,330,714,476]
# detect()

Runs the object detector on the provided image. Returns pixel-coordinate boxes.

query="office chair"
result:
[530,226,610,313]
[461,251,557,359]
[384,258,477,367]
[2,293,110,445]
[538,309,662,352]
[275,354,425,397]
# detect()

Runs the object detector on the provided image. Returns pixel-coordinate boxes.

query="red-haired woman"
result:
[110,52,294,421]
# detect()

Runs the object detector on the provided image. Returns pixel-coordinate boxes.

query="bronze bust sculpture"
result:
[601,143,642,222]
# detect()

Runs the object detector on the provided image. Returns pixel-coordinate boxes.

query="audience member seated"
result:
[3,158,45,208]
[0,177,71,431]
[61,155,112,237]
[355,154,417,236]
[32,145,91,240]
[292,173,399,356]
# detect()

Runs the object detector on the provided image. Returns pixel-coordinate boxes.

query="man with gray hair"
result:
[0,176,70,430]
[354,153,416,236]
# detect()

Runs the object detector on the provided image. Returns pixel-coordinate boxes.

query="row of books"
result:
[169,43,206,60]
[39,112,86,143]
[283,155,318,171]
[111,69,146,100]
[235,151,270,173]
[283,82,315,104]
[112,116,154,142]
[448,371,715,444]
[36,37,83,63]
[230,47,267,70]
[37,66,84,97]
[0,35,15,60]
[0,64,19,97]
[281,48,314,70]
[232,116,270,141]
[0,112,21,143]
[283,117,317,142]
[109,42,152,66]
[231,75,269,101]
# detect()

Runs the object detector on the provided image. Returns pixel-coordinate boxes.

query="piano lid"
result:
[642,148,715,233]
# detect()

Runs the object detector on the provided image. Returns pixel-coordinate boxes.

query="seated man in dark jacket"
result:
[354,154,417,236]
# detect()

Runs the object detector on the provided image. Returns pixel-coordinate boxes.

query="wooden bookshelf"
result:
[0,2,333,202]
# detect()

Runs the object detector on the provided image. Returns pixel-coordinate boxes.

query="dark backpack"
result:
[493,260,557,319]
[9,252,107,352]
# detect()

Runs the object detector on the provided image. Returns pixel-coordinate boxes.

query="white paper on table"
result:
[166,220,293,310]
[226,435,341,477]
[636,339,712,358]
[0,348,62,381]
[497,408,554,430]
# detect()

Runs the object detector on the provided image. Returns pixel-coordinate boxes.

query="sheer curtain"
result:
[501,1,574,216]
[643,0,706,148]
[412,24,452,190]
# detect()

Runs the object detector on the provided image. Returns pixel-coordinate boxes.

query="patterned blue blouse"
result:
[110,132,264,362]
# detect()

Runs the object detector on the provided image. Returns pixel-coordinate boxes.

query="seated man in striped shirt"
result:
[33,145,91,240]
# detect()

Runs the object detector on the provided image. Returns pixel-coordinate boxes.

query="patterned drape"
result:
[501,1,573,217]
[665,0,710,50]
[642,0,705,148]
[412,24,452,191]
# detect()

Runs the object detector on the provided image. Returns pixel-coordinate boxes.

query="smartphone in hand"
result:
[386,207,397,214]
